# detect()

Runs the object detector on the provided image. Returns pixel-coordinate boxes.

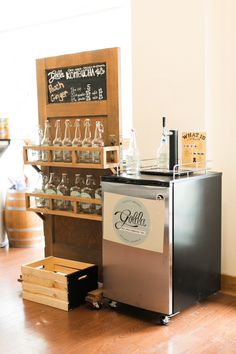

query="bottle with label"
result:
[41,120,52,161]
[70,174,84,212]
[94,184,102,215]
[80,174,95,214]
[125,128,140,175]
[62,119,72,162]
[72,119,83,163]
[56,173,70,210]
[156,117,169,169]
[44,172,57,208]
[81,119,92,163]
[53,120,63,162]
[34,172,47,208]
[92,121,104,163]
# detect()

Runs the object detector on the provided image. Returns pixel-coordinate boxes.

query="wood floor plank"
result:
[0,246,236,354]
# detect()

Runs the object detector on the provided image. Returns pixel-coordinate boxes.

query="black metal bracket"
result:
[32,165,42,173]
[36,212,45,221]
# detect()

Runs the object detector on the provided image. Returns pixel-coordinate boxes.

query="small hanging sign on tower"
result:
[181,132,206,169]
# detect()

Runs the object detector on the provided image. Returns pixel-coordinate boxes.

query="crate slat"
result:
[23,291,69,311]
[22,273,67,291]
[22,282,68,301]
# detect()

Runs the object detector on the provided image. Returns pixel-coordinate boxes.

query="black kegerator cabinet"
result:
[101,172,221,322]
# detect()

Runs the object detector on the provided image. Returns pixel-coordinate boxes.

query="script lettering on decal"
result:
[114,209,147,229]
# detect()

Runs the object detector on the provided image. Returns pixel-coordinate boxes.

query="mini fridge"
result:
[101,172,221,321]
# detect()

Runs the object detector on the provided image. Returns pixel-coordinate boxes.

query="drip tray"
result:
[141,168,193,177]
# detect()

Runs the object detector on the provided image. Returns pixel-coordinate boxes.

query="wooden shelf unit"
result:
[33,48,121,279]
[23,145,120,169]
[25,192,102,221]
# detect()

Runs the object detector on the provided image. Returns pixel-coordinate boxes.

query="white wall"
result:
[131,0,236,276]
[205,0,236,276]
[0,0,132,140]
[131,0,205,160]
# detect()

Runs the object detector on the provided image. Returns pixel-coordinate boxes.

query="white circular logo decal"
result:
[113,197,150,245]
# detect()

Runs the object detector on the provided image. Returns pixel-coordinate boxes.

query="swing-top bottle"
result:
[81,119,92,163]
[92,121,104,163]
[72,119,83,163]
[44,172,57,208]
[125,128,140,175]
[41,120,52,161]
[62,119,72,162]
[80,174,95,214]
[53,119,63,161]
[70,174,84,212]
[156,117,169,169]
[56,173,70,210]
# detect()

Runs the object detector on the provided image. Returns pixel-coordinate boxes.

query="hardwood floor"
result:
[0,246,236,354]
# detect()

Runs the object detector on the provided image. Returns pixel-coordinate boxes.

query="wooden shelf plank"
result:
[23,145,120,169]
[26,207,102,221]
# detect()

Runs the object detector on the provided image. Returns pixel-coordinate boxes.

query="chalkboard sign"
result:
[47,63,107,104]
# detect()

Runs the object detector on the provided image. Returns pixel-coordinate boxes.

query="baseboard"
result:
[221,274,236,297]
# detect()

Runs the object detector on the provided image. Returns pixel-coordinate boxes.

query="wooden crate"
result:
[21,256,98,311]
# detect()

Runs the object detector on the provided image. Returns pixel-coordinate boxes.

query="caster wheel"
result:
[160,315,169,325]
[109,300,118,308]
[86,301,101,310]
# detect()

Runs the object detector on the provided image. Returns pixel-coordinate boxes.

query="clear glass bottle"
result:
[62,119,72,162]
[70,174,84,212]
[56,173,70,210]
[53,120,63,162]
[34,172,47,208]
[94,183,102,215]
[156,116,169,169]
[44,172,57,208]
[125,128,140,175]
[92,121,104,163]
[41,120,52,161]
[81,119,92,163]
[72,119,83,163]
[30,125,43,161]
[37,125,44,161]
[80,174,95,214]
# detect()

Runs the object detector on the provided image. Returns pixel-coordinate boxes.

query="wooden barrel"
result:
[4,190,44,248]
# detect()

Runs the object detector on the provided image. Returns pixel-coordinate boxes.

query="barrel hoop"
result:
[5,207,26,211]
[7,197,25,201]
[6,227,42,232]
[8,236,44,242]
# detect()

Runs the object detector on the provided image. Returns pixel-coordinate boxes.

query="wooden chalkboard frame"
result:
[36,47,120,146]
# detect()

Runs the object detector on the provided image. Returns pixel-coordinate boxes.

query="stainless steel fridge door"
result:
[102,182,172,315]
